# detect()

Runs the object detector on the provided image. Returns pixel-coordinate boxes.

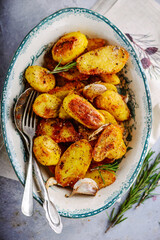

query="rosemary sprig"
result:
[105,151,160,233]
[92,161,119,173]
[49,60,77,74]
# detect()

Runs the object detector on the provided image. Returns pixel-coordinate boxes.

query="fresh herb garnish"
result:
[92,161,119,174]
[105,151,160,233]
[49,60,77,74]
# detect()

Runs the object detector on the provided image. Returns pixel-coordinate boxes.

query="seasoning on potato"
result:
[63,93,105,129]
[33,93,62,118]
[25,65,55,92]
[76,45,129,75]
[92,124,127,162]
[95,90,130,121]
[52,31,88,65]
[33,135,61,166]
[100,73,121,85]
[55,139,92,187]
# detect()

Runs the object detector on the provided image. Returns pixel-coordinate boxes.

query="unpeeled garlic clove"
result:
[69,178,99,197]
[45,177,58,190]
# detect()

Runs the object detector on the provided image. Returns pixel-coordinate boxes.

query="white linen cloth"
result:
[92,0,160,147]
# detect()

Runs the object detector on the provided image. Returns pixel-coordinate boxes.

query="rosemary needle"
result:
[49,60,77,74]
[105,151,160,233]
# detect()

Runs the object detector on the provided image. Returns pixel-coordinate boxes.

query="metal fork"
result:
[21,90,37,216]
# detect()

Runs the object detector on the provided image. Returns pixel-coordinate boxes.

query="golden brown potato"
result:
[59,104,71,119]
[86,38,106,51]
[77,46,129,75]
[100,74,120,85]
[83,83,107,101]
[63,93,105,129]
[36,118,79,143]
[85,169,116,189]
[55,139,92,187]
[95,90,130,121]
[98,110,118,125]
[92,124,127,162]
[49,81,84,100]
[25,66,55,92]
[33,94,62,118]
[33,135,61,166]
[52,32,88,65]
[43,50,57,71]
[58,68,89,81]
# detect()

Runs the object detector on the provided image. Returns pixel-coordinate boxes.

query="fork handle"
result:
[21,140,33,216]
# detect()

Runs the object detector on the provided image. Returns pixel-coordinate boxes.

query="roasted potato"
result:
[85,169,116,189]
[63,93,105,129]
[43,50,57,71]
[92,124,127,162]
[59,104,71,119]
[98,110,118,125]
[100,73,120,85]
[49,81,84,100]
[86,38,106,51]
[33,135,61,166]
[25,66,55,92]
[52,31,88,65]
[95,90,130,121]
[83,83,107,101]
[77,46,129,75]
[33,94,62,118]
[58,68,89,81]
[36,118,79,143]
[55,139,92,187]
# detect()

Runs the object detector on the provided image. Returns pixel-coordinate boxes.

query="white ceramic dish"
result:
[1,8,152,218]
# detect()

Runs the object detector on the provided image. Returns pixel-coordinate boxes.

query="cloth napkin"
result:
[92,0,160,147]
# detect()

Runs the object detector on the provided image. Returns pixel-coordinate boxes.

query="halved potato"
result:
[49,81,84,100]
[52,31,88,65]
[92,124,127,162]
[36,118,79,143]
[63,93,105,129]
[86,38,106,51]
[58,68,89,81]
[55,139,92,187]
[95,90,130,121]
[85,169,116,189]
[98,110,118,125]
[59,104,71,119]
[100,74,120,85]
[33,93,62,118]
[77,46,129,75]
[33,135,61,166]
[25,66,55,92]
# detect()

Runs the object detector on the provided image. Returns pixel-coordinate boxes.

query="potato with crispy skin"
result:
[92,124,127,162]
[59,104,71,119]
[49,81,84,100]
[100,74,120,85]
[95,90,130,121]
[98,110,118,125]
[36,118,79,143]
[63,93,105,129]
[85,170,116,189]
[86,38,106,51]
[52,32,88,65]
[25,66,55,92]
[33,135,61,166]
[33,94,62,118]
[55,139,92,187]
[58,68,89,81]
[77,46,129,75]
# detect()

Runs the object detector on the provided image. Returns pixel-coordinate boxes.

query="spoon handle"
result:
[21,140,33,216]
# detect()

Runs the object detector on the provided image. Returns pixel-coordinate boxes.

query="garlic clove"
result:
[69,178,99,197]
[45,177,58,190]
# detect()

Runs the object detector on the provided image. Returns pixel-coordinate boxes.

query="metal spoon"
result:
[14,88,63,234]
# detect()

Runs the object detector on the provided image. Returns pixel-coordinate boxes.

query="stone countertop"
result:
[0,0,160,239]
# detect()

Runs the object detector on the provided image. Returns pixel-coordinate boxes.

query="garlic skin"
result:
[70,178,99,197]
[45,177,58,190]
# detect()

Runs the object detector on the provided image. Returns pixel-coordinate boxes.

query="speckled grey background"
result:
[0,0,160,239]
